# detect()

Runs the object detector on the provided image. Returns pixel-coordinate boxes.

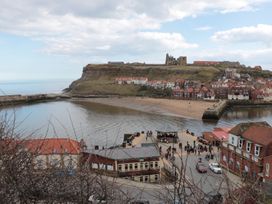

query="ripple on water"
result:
[1,101,272,147]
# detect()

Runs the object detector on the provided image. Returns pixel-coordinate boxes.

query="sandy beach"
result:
[72,97,216,120]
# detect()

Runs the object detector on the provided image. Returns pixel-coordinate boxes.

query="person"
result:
[179,142,182,151]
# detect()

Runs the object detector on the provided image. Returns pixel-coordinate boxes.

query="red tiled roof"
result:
[242,126,272,146]
[229,122,270,136]
[23,138,81,155]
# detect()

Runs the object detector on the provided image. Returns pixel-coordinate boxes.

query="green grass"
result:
[69,63,270,95]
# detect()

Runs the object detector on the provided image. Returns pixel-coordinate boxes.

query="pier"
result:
[0,93,70,107]
[202,100,228,120]
[202,99,272,121]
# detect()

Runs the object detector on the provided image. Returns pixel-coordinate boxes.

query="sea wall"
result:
[202,100,228,120]
[0,94,69,107]
[202,99,272,120]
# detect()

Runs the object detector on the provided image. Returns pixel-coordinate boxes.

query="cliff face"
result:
[67,63,221,96]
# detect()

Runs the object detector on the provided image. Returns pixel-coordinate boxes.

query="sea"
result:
[0,79,272,148]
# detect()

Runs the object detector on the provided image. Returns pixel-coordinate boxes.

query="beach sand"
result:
[72,97,216,120]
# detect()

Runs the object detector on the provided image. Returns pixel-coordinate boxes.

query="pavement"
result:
[125,130,243,202]
[159,130,242,195]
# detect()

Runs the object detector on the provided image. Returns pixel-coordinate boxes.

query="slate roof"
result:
[91,146,160,160]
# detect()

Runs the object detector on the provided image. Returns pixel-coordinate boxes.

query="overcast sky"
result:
[0,0,272,81]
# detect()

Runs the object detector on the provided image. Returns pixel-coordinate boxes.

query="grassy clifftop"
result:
[67,63,271,96]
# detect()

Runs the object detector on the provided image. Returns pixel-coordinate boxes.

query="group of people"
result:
[178,140,214,156]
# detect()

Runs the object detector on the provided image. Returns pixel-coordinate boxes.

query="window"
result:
[145,162,149,169]
[140,176,143,182]
[246,142,251,153]
[150,162,153,169]
[254,145,260,157]
[266,163,270,177]
[125,164,128,171]
[118,164,122,171]
[231,137,235,145]
[107,165,113,171]
[223,155,227,162]
[92,163,98,169]
[244,165,249,172]
[236,161,240,170]
[155,161,158,168]
[134,163,138,170]
[144,176,148,182]
[238,139,243,149]
[140,162,143,169]
[155,174,158,181]
[229,158,234,165]
[129,163,133,170]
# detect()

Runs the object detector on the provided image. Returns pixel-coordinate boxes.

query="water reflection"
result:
[1,101,272,148]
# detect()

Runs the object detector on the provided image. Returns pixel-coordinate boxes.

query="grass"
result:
[69,63,269,95]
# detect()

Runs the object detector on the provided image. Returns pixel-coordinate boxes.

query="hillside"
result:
[67,63,272,96]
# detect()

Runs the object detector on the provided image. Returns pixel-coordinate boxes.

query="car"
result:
[88,195,106,203]
[209,162,222,174]
[196,162,208,173]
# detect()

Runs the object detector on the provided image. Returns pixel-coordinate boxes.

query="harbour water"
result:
[1,80,272,148]
[1,100,272,149]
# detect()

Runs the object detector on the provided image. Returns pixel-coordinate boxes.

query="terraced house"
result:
[220,122,272,183]
[86,146,161,183]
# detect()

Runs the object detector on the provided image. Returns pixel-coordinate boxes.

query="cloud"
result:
[195,26,212,31]
[0,0,268,58]
[211,24,272,46]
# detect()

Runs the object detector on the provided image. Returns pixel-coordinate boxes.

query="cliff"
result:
[67,64,221,96]
[67,63,272,96]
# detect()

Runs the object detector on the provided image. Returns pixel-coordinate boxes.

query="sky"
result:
[0,0,272,81]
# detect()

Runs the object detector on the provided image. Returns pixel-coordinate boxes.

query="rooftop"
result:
[23,138,81,155]
[242,126,272,146]
[90,146,160,160]
[229,121,270,136]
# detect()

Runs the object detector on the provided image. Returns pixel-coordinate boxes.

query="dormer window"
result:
[246,141,251,153]
[254,145,261,157]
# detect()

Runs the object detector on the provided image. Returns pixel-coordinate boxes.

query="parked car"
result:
[209,162,222,174]
[88,195,106,203]
[196,162,208,173]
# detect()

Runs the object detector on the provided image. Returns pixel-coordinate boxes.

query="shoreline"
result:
[71,97,217,120]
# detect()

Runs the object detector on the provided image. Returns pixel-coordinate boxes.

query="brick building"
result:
[220,122,272,183]
[86,146,160,183]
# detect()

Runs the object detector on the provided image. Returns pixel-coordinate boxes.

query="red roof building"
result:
[220,122,272,183]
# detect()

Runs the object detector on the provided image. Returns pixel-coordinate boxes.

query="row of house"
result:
[1,137,161,183]
[115,67,272,101]
[172,86,215,100]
